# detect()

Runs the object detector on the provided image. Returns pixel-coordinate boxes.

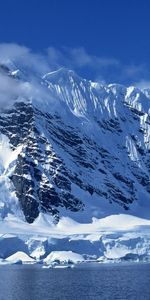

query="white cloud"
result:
[0,43,50,75]
[0,43,54,108]
[135,80,150,89]
[47,46,119,70]
[68,47,119,68]
[0,73,45,108]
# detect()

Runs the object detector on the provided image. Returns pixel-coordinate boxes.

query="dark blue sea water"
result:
[0,263,150,300]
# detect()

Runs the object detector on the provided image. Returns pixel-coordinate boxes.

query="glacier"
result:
[0,62,150,264]
[0,213,150,265]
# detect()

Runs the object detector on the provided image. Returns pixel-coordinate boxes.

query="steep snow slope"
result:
[0,134,24,220]
[0,64,150,225]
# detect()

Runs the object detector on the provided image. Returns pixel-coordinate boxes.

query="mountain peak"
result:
[42,67,81,83]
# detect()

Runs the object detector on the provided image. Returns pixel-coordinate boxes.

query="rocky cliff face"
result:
[0,65,150,223]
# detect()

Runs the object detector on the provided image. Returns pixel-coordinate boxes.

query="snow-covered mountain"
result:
[1,62,150,263]
[0,63,150,225]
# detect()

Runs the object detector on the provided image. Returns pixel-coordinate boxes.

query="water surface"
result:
[0,263,150,300]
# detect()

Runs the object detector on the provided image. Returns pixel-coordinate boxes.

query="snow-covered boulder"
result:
[6,251,35,264]
[44,251,84,265]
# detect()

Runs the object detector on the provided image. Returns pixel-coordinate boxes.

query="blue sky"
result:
[0,0,150,86]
